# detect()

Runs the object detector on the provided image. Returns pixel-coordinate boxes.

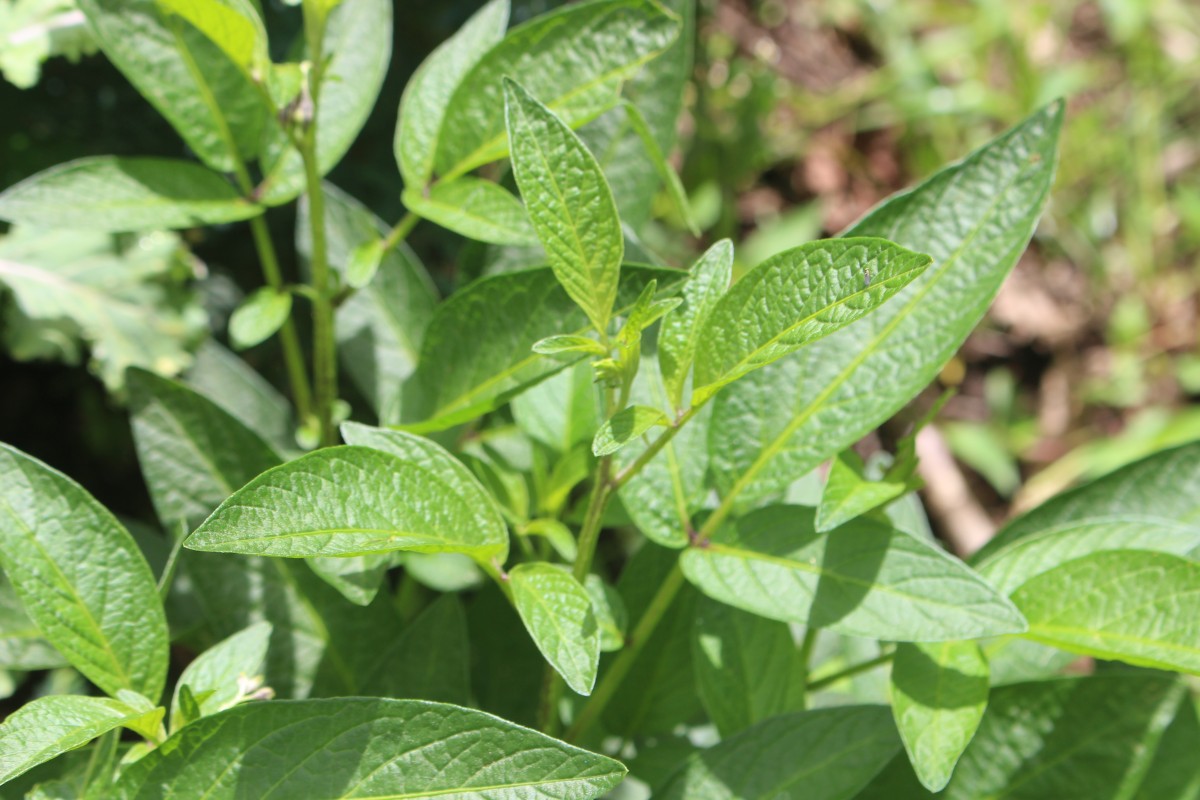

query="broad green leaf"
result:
[358,595,471,704]
[0,444,168,701]
[170,621,271,731]
[0,227,204,392]
[816,449,908,533]
[0,695,160,787]
[228,287,291,350]
[0,575,66,670]
[156,0,267,76]
[1134,693,1200,800]
[976,439,1200,564]
[505,79,623,334]
[680,505,1026,641]
[1012,550,1200,674]
[0,157,259,232]
[975,516,1200,595]
[306,554,390,606]
[890,641,989,792]
[112,699,627,799]
[513,362,599,454]
[509,563,600,696]
[400,264,683,433]
[524,519,579,563]
[592,405,668,456]
[692,238,930,403]
[344,239,384,290]
[256,0,391,204]
[187,444,509,562]
[622,100,697,234]
[661,705,900,800]
[708,102,1063,505]
[301,184,438,424]
[76,0,266,171]
[403,177,538,246]
[433,0,680,180]
[185,341,293,452]
[659,239,733,410]
[585,574,627,652]
[692,596,805,737]
[395,0,509,187]
[941,675,1182,799]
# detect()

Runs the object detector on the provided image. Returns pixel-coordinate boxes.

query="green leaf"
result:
[112,698,627,799]
[0,227,205,392]
[156,0,267,77]
[185,341,293,452]
[306,554,390,607]
[400,264,683,433]
[0,575,66,670]
[708,102,1063,505]
[659,239,733,410]
[816,449,909,533]
[510,358,598,452]
[344,239,383,290]
[467,583,546,727]
[257,0,391,204]
[585,574,627,652]
[524,518,579,562]
[358,594,471,704]
[680,505,1027,641]
[403,177,538,246]
[890,640,989,792]
[504,79,623,334]
[187,444,509,562]
[433,0,680,180]
[0,444,169,701]
[592,405,669,456]
[228,287,291,350]
[0,695,160,787]
[509,563,600,696]
[1133,693,1200,800]
[693,238,930,403]
[692,596,805,737]
[394,0,508,187]
[76,0,266,171]
[622,100,697,234]
[0,157,259,232]
[531,334,609,357]
[170,621,271,731]
[660,705,900,800]
[1012,550,1200,674]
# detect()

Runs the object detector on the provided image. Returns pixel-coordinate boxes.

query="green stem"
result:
[249,216,313,420]
[383,212,419,253]
[565,560,685,743]
[301,148,337,447]
[611,404,700,490]
[797,627,819,709]
[806,650,895,693]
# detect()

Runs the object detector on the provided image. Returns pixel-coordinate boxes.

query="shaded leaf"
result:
[816,449,909,533]
[593,405,668,456]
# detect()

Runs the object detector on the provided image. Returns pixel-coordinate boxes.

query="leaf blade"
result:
[402,177,538,246]
[510,563,600,696]
[658,239,733,410]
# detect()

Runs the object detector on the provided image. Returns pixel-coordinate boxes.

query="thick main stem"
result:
[302,147,337,447]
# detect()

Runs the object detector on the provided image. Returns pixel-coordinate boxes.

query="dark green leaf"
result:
[358,595,471,704]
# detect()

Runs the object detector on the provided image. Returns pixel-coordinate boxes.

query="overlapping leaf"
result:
[509,563,600,696]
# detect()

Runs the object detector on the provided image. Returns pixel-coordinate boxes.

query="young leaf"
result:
[402,177,538,246]
[585,574,627,652]
[509,563,601,696]
[692,596,806,737]
[0,157,260,231]
[622,100,697,234]
[816,449,909,533]
[1012,550,1200,674]
[0,695,160,787]
[504,79,624,335]
[592,405,669,457]
[0,444,169,701]
[394,0,508,187]
[76,0,266,172]
[660,706,900,800]
[708,102,1063,505]
[658,239,733,410]
[156,0,268,77]
[890,640,990,792]
[525,518,579,563]
[228,287,292,351]
[112,699,627,799]
[186,445,509,562]
[531,335,609,357]
[433,0,680,179]
[170,621,271,731]
[344,238,384,290]
[680,505,1027,641]
[692,238,931,403]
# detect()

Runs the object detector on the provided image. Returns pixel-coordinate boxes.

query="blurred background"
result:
[1,0,1198,542]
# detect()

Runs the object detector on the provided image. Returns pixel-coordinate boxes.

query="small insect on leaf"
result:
[862,268,872,288]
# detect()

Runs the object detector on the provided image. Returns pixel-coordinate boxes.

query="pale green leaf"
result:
[890,640,989,792]
[512,358,597,454]
[505,78,623,334]
[0,695,158,787]
[0,575,66,670]
[170,621,271,731]
[693,238,931,403]
[622,99,697,234]
[531,334,608,357]
[660,705,900,800]
[816,449,908,532]
[403,177,538,246]
[525,519,579,563]
[593,405,668,456]
[433,0,680,179]
[692,596,805,737]
[680,505,1027,641]
[306,554,390,606]
[77,0,267,171]
[187,444,509,562]
[156,0,267,76]
[395,0,509,187]
[509,563,600,696]
[585,574,626,652]
[1012,550,1200,674]
[659,239,732,410]
[0,0,97,90]
[708,102,1063,505]
[112,699,627,799]
[344,238,384,290]
[0,157,259,231]
[228,287,291,350]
